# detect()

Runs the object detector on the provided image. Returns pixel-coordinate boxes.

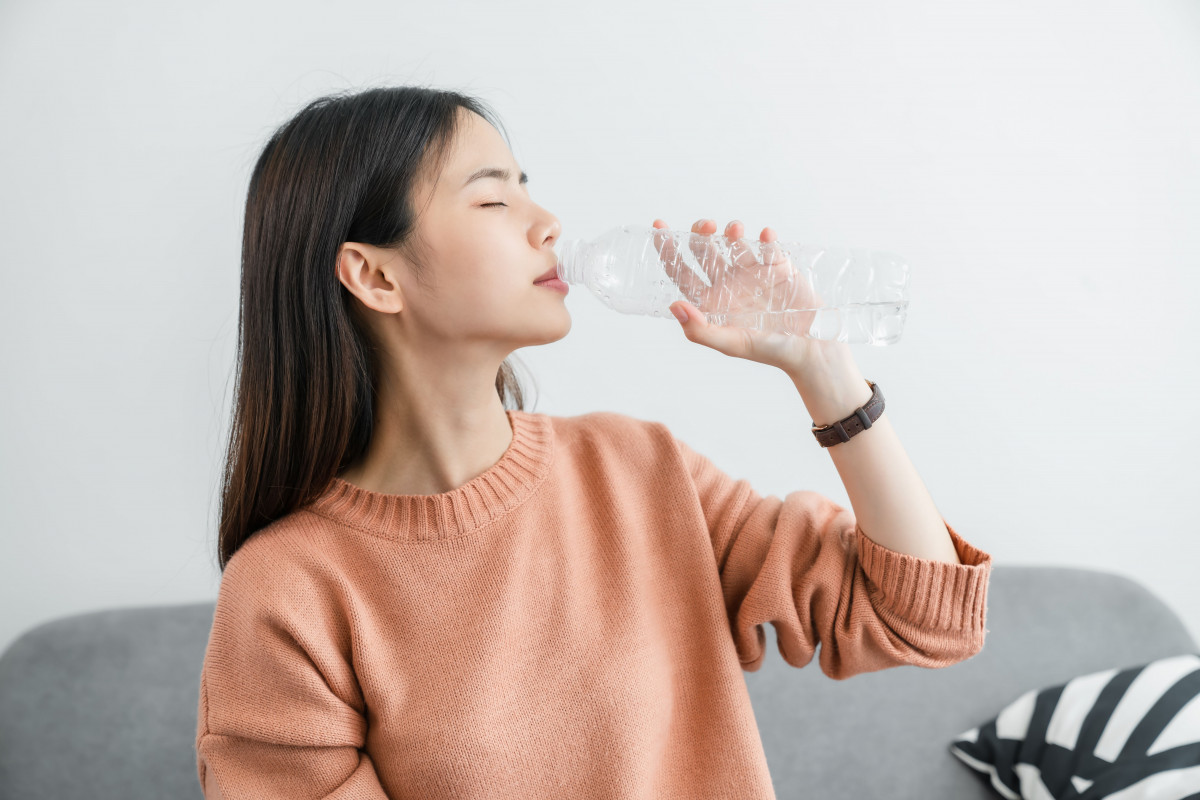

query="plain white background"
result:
[1,0,1197,657]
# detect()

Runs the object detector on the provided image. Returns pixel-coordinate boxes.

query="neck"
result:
[338,385,514,497]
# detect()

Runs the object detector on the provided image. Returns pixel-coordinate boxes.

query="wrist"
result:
[788,361,872,427]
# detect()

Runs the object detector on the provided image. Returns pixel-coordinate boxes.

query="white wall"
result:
[2,0,1197,656]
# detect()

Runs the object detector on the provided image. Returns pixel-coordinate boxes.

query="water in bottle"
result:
[553,224,910,345]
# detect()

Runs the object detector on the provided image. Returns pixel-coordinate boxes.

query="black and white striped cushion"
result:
[949,653,1200,799]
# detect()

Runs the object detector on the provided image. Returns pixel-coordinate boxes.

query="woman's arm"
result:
[786,343,962,565]
[662,217,963,565]
[195,548,392,799]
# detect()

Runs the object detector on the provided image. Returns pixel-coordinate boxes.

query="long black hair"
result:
[215,85,533,571]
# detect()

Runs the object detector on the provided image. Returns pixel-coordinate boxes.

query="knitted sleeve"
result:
[667,432,992,680]
[194,541,389,799]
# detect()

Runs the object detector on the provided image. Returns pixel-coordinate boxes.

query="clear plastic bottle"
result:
[554,224,911,345]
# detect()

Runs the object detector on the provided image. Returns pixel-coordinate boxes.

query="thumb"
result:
[670,302,692,326]
[669,301,755,360]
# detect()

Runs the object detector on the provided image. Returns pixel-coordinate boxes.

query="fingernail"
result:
[671,305,689,324]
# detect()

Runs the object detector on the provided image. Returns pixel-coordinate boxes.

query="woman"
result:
[195,85,992,799]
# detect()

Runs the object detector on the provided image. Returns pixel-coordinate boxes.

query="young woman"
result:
[195,85,993,799]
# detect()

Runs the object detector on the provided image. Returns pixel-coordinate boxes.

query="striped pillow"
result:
[949,653,1200,799]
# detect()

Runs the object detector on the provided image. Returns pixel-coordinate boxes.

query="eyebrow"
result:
[462,167,528,188]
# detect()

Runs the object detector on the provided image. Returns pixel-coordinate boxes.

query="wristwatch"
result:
[810,379,884,448]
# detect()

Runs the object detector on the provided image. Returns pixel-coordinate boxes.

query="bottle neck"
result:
[557,239,586,285]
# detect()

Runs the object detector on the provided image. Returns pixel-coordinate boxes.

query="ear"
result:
[335,242,405,314]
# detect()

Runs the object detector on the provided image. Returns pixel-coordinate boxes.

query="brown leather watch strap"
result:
[810,380,884,448]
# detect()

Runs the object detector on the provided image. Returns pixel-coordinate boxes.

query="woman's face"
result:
[383,108,568,356]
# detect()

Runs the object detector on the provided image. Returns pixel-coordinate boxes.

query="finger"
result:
[726,219,759,271]
[670,299,758,361]
[652,220,681,276]
[759,227,785,272]
[688,218,726,285]
[754,226,799,310]
[758,226,786,270]
[654,219,711,306]
[652,219,678,266]
[691,217,715,265]
[677,220,716,303]
[654,225,685,292]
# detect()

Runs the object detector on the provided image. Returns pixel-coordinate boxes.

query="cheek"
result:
[462,255,532,305]
[426,270,529,332]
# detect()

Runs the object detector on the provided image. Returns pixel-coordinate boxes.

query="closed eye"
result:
[481,202,507,208]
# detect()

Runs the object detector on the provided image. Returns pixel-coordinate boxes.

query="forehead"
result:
[444,111,517,184]
[415,110,520,211]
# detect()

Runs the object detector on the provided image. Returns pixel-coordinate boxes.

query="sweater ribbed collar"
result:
[304,409,554,541]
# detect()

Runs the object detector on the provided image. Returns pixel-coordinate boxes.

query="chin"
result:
[524,309,572,346]
[545,312,572,342]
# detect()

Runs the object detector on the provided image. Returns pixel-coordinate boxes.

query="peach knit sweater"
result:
[195,408,992,799]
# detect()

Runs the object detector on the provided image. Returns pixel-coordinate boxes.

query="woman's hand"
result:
[652,217,849,377]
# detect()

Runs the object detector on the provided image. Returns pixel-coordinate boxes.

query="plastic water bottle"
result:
[554,224,911,345]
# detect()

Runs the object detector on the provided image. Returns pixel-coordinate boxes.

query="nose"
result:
[536,209,561,248]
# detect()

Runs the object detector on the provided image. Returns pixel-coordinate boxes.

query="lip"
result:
[533,264,560,284]
[534,277,569,295]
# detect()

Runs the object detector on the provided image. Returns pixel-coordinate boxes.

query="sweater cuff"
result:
[854,519,991,636]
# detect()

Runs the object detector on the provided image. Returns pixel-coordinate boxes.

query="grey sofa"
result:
[1,565,1195,799]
